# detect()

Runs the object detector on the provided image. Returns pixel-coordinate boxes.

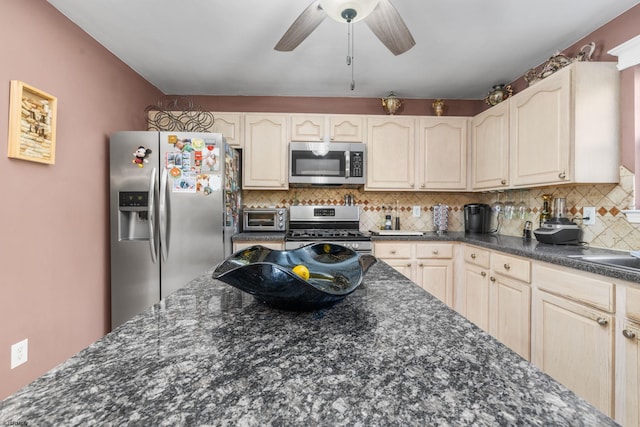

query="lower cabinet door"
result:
[622,321,640,427]
[490,274,531,360]
[385,259,415,282]
[417,260,453,307]
[461,263,490,332]
[533,290,614,417]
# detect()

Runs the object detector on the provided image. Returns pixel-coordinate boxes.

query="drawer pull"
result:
[490,276,496,282]
[432,249,439,255]
[501,179,507,185]
[470,253,476,259]
[406,263,412,267]
[481,271,487,277]
[390,250,396,254]
[503,263,511,271]
[596,317,608,326]
[623,329,636,339]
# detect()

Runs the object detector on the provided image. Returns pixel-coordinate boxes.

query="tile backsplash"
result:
[243,167,639,251]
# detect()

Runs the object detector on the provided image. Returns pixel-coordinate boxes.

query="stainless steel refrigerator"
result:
[109,131,241,329]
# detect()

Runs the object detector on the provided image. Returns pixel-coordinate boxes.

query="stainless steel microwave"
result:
[289,142,366,186]
[242,208,287,231]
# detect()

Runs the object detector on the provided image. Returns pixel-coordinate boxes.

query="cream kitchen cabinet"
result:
[374,242,454,307]
[373,242,414,280]
[620,286,640,427]
[366,116,416,190]
[533,263,615,417]
[415,243,454,307]
[489,252,531,360]
[460,245,491,332]
[460,246,531,359]
[290,114,364,142]
[243,114,288,190]
[211,112,243,148]
[509,62,619,188]
[470,101,510,190]
[418,117,468,191]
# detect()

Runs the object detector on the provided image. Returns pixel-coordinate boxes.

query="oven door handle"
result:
[345,151,350,178]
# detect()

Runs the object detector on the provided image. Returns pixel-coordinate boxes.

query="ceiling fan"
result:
[274,0,415,56]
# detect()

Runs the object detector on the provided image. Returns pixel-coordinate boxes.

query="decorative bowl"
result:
[212,243,377,310]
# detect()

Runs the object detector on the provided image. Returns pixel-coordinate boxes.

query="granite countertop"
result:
[0,263,617,426]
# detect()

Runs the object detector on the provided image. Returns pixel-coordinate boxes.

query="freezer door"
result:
[109,131,160,329]
[159,132,226,298]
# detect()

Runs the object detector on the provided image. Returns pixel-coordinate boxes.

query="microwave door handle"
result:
[345,151,350,178]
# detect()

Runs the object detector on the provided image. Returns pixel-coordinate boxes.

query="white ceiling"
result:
[47,0,639,99]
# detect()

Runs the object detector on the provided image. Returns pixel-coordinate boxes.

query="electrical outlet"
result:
[412,206,421,218]
[11,339,28,369]
[583,207,596,225]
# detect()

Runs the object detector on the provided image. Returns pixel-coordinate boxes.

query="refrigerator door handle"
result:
[148,168,158,264]
[159,167,170,262]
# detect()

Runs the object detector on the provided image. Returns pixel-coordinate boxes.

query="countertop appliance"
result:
[284,205,371,254]
[289,142,366,186]
[242,207,287,231]
[109,131,241,328]
[533,197,582,244]
[464,203,492,234]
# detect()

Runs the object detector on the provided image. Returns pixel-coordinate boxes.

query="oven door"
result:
[289,142,365,185]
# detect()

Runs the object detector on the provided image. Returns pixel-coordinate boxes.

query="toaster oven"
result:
[242,208,288,231]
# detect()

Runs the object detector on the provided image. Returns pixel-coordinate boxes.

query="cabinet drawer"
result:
[416,243,453,259]
[627,286,640,322]
[463,245,490,268]
[492,253,531,283]
[535,263,615,312]
[374,242,412,259]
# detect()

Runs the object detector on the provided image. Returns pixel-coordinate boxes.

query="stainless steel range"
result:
[285,205,372,254]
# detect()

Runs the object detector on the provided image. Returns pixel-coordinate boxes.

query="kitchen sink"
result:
[567,254,640,271]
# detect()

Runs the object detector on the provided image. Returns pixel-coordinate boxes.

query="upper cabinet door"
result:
[290,114,364,142]
[212,112,243,148]
[471,102,509,190]
[509,68,571,187]
[328,115,364,142]
[418,117,468,191]
[365,116,416,190]
[243,114,289,190]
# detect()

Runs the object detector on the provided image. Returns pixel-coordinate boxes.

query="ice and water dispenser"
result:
[118,191,150,240]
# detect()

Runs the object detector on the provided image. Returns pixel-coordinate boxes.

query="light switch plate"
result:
[583,207,596,225]
[412,206,421,218]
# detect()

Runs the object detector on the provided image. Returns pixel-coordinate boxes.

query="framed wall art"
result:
[7,80,58,164]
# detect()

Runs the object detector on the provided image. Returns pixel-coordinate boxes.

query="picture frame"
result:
[7,80,58,164]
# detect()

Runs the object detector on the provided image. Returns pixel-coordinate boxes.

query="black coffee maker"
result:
[464,203,492,233]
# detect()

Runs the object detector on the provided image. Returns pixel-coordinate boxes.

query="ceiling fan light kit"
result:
[319,0,380,23]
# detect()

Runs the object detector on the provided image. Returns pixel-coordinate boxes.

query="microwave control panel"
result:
[350,152,364,177]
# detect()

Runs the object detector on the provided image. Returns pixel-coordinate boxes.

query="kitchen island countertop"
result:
[0,262,616,426]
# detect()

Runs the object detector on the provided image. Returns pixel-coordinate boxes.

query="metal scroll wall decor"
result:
[145,97,215,132]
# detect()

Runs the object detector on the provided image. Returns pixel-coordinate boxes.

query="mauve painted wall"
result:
[0,0,162,399]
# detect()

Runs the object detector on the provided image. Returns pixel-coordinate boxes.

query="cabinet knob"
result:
[501,179,507,185]
[490,276,496,282]
[470,253,476,259]
[558,172,566,179]
[419,263,424,267]
[481,271,487,277]
[623,329,636,339]
[432,249,439,255]
[503,263,511,271]
[420,184,425,188]
[390,250,396,254]
[596,317,608,326]
[407,263,412,267]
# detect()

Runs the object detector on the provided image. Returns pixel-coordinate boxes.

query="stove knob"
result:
[352,243,359,250]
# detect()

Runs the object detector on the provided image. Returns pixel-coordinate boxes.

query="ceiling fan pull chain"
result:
[348,21,355,90]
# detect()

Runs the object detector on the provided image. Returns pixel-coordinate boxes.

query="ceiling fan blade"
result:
[274,1,327,52]
[365,0,415,56]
